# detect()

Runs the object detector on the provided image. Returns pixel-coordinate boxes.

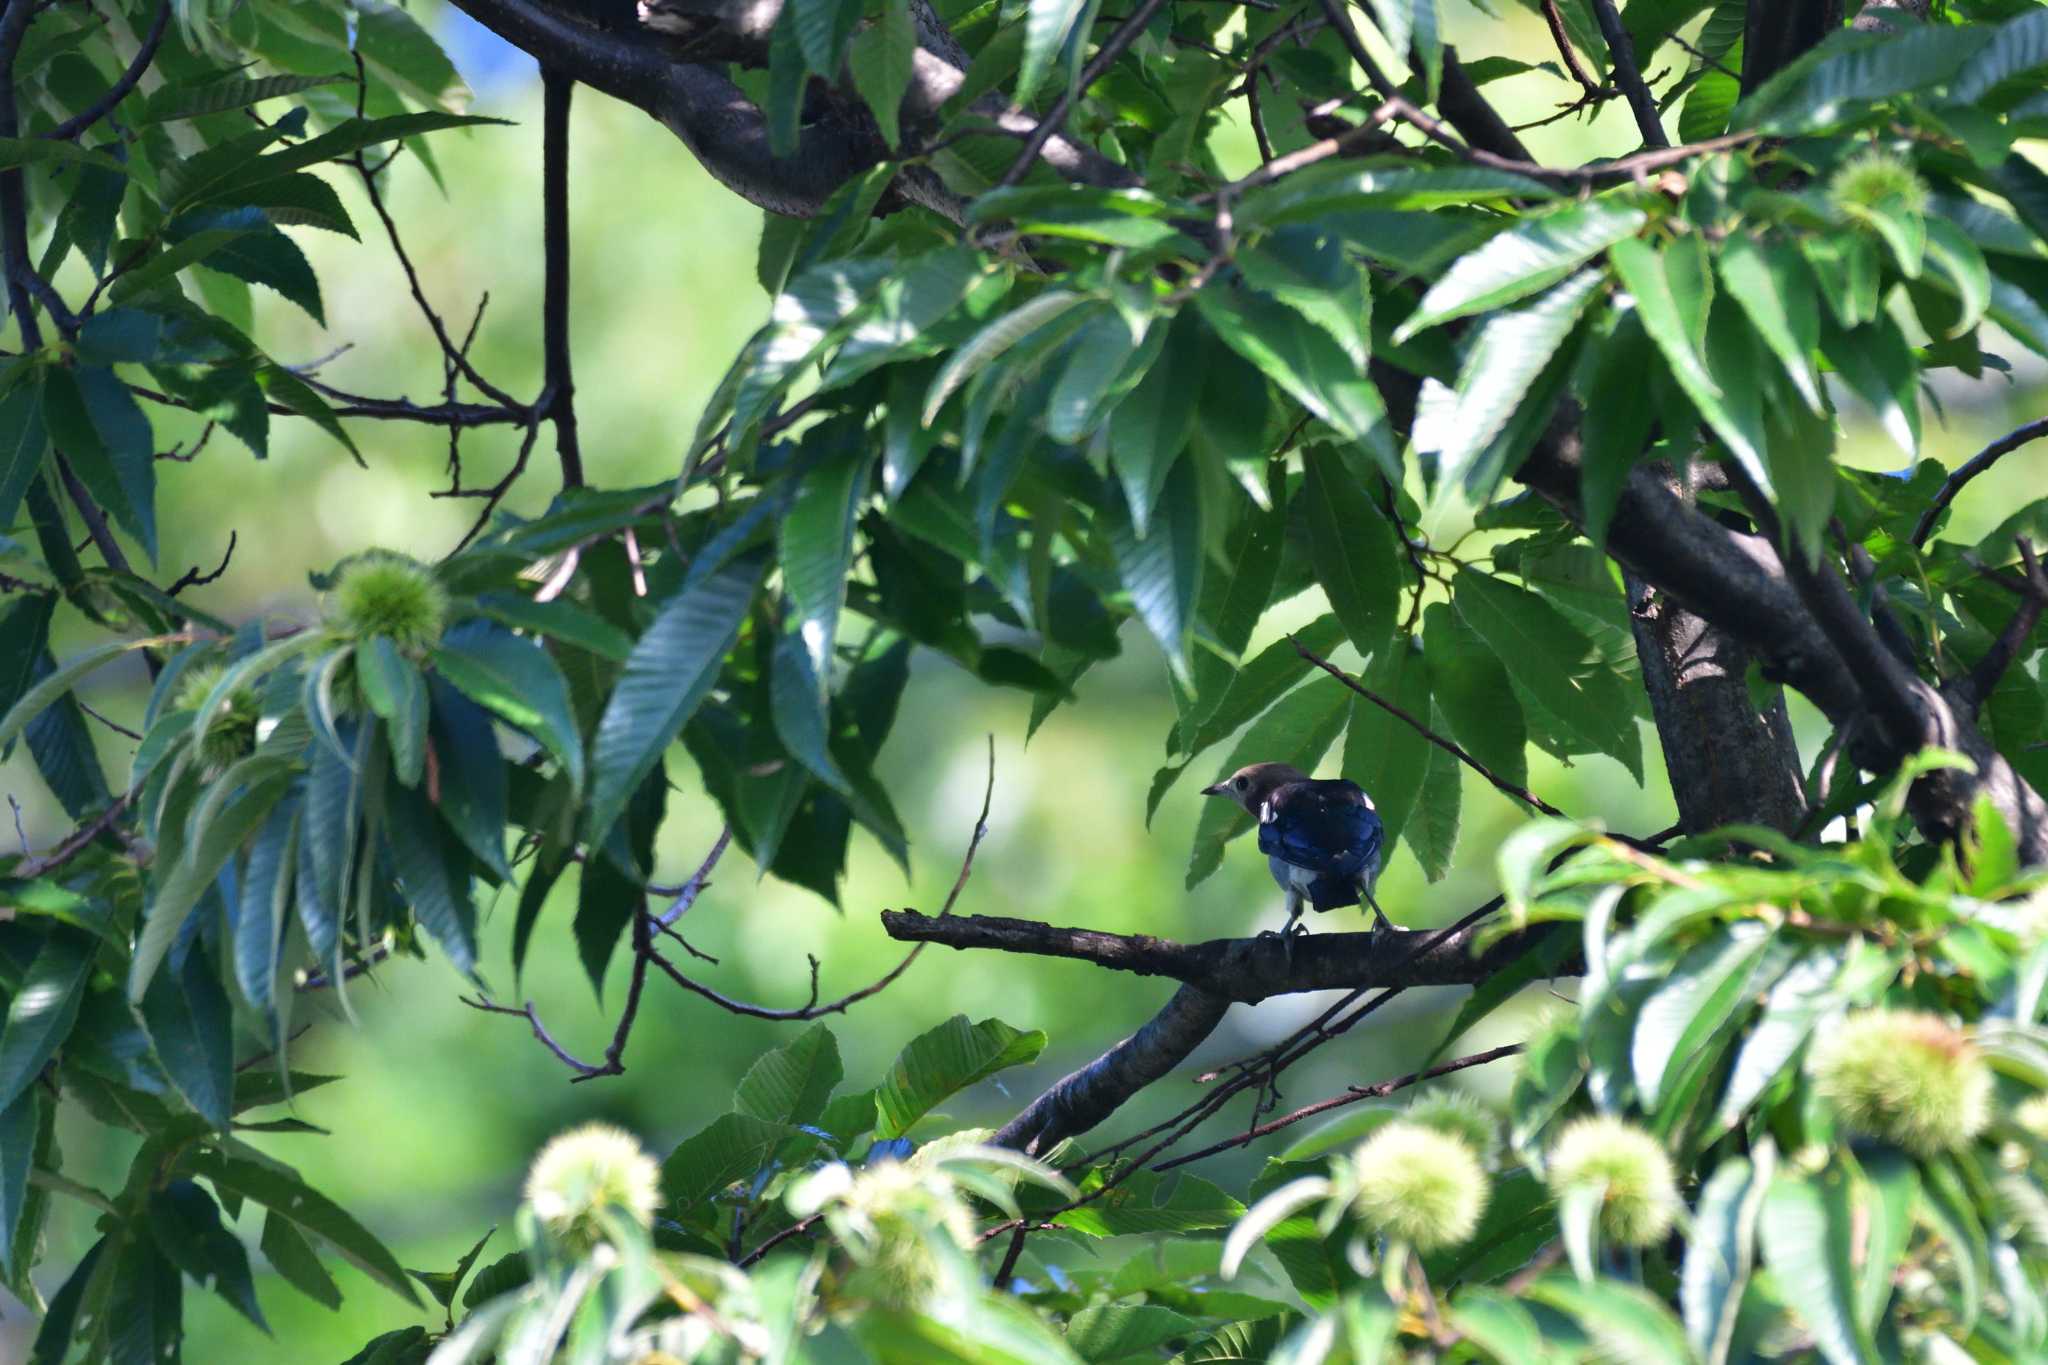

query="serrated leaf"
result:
[850,0,916,147]
[1302,446,1400,668]
[737,1023,843,1126]
[1196,288,1395,476]
[926,290,1087,425]
[1431,269,1602,501]
[875,1015,1047,1139]
[1107,459,1203,680]
[431,622,585,800]
[1611,236,1768,495]
[1716,233,1822,413]
[149,1181,267,1331]
[180,1150,418,1305]
[0,932,91,1117]
[1758,1171,1875,1365]
[1420,600,1528,792]
[1398,201,1643,340]
[1018,0,1092,104]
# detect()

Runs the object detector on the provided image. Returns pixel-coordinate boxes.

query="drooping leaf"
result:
[874,1015,1047,1139]
[1302,446,1400,669]
[1398,202,1643,340]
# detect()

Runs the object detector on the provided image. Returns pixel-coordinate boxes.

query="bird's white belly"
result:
[1270,856,1319,891]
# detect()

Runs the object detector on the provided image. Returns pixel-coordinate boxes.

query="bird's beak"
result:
[1199,782,1227,796]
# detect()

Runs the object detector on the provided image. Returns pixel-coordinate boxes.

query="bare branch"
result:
[1292,634,1570,819]
[166,531,236,597]
[880,909,1574,1002]
[1540,0,1604,96]
[1910,416,2048,548]
[42,0,170,142]
[1955,537,2048,714]
[1587,0,1668,148]
[997,0,1170,187]
[1151,1042,1523,1172]
[540,70,584,489]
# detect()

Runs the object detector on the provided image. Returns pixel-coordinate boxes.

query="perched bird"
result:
[1201,762,1390,942]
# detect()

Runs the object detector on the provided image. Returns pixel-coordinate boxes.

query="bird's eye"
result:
[1233,777,1247,791]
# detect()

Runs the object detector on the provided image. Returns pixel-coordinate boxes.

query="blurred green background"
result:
[5,3,2046,1358]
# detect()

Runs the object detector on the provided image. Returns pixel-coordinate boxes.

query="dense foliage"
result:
[7,0,2048,1359]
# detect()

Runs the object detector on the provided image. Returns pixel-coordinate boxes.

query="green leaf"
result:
[1420,600,1528,792]
[0,1089,38,1279]
[1948,8,2048,105]
[1716,233,1823,413]
[41,365,156,560]
[781,443,872,680]
[1758,1170,1875,1365]
[0,631,177,753]
[141,947,236,1129]
[132,774,293,1000]
[1430,269,1603,502]
[143,72,352,122]
[874,1014,1048,1139]
[769,632,850,794]
[431,622,585,798]
[1679,61,1740,141]
[0,373,45,533]
[1340,636,1429,855]
[587,556,763,847]
[1302,447,1400,668]
[1453,571,1640,780]
[736,1023,843,1126]
[1738,25,1991,134]
[1923,218,1991,337]
[358,636,427,787]
[1681,1147,1772,1365]
[1407,716,1462,882]
[1067,1304,1200,1362]
[1821,311,1918,457]
[384,778,479,976]
[1523,1274,1691,1362]
[1195,288,1395,476]
[1236,227,1373,368]
[1106,459,1203,680]
[180,1150,419,1305]
[1177,614,1345,767]
[661,1111,811,1210]
[1239,165,1556,227]
[261,1211,340,1310]
[426,679,510,880]
[1018,0,1092,103]
[149,1180,267,1331]
[1852,1148,1917,1332]
[1110,312,1204,536]
[1398,202,1643,340]
[849,0,916,146]
[823,246,987,389]
[472,592,633,663]
[1447,1288,1546,1364]
[791,0,862,74]
[1186,679,1350,891]
[1611,236,1768,494]
[0,932,90,1117]
[168,209,324,324]
[406,1227,495,1312]
[925,291,1088,425]
[1630,925,1774,1110]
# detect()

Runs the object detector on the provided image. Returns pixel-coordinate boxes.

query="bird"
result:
[1201,762,1390,945]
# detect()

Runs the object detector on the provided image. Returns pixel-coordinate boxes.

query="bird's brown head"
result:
[1200,762,1309,815]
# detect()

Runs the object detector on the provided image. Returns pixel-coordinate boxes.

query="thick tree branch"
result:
[993,984,1230,1156]
[879,910,1574,1002]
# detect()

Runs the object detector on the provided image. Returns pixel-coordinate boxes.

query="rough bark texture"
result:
[880,910,1573,1002]
[1629,572,1808,834]
[993,984,1230,1156]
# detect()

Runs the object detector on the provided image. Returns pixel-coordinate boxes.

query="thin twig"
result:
[1910,416,2048,548]
[1291,634,1570,819]
[540,69,584,488]
[1587,0,1668,149]
[1540,0,1603,95]
[166,531,236,597]
[42,0,170,141]
[997,0,1171,188]
[1152,1044,1523,1171]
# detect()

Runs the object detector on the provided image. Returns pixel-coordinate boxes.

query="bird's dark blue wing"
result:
[1256,780,1381,882]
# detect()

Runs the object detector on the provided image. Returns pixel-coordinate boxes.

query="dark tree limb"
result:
[540,70,584,488]
[1587,0,1667,149]
[42,0,169,142]
[993,984,1230,1156]
[880,909,1574,1002]
[1628,571,1807,834]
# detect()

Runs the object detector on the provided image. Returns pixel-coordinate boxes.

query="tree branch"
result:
[993,985,1230,1156]
[1587,0,1667,149]
[1292,634,1569,819]
[540,69,583,488]
[1910,416,2048,548]
[880,909,1574,1002]
[42,0,170,142]
[1954,537,2048,715]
